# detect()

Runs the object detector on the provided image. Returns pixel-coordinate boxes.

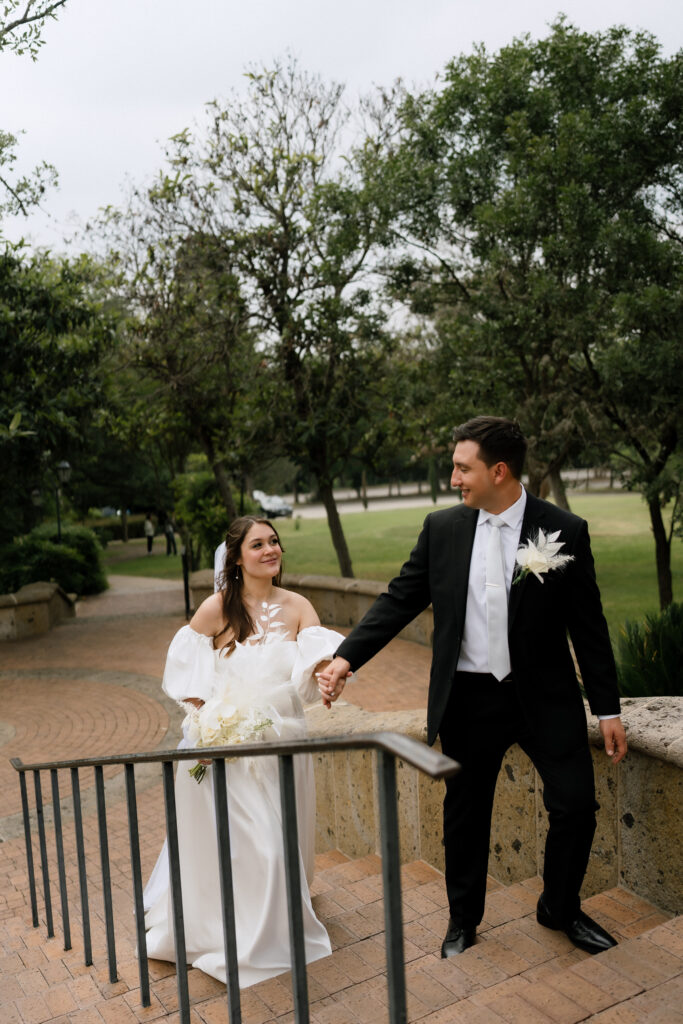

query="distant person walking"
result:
[164,515,177,556]
[144,513,155,555]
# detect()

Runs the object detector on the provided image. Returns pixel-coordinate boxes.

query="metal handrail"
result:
[10,730,457,775]
[11,732,460,1024]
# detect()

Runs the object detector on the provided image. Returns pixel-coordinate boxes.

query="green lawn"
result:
[105,492,681,639]
[104,538,187,580]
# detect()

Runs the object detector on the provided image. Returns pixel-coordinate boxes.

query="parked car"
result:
[252,490,293,518]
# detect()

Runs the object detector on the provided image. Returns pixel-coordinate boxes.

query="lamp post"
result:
[54,460,72,543]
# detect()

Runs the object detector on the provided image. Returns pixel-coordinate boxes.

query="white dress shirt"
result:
[454,487,619,720]
[457,487,526,674]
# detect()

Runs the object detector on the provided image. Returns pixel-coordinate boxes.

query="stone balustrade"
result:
[0,582,75,640]
[190,568,683,915]
[304,697,683,917]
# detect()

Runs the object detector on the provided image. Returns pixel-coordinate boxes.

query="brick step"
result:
[301,851,680,1023]
[1,849,679,1024]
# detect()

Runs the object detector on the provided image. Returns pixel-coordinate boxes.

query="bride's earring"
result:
[234,566,241,580]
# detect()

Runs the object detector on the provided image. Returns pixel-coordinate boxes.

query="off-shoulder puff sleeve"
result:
[161,625,217,703]
[292,625,346,705]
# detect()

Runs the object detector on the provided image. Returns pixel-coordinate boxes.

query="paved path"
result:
[0,576,430,842]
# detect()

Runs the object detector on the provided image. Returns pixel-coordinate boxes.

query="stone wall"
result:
[0,582,75,640]
[305,697,683,916]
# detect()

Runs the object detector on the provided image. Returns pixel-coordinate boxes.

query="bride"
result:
[143,515,344,988]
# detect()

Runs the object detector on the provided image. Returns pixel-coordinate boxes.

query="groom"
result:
[319,416,627,957]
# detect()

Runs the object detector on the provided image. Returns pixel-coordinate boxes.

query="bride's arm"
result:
[290,596,347,703]
[186,594,223,705]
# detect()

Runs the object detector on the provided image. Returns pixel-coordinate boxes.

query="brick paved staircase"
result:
[1,841,681,1024]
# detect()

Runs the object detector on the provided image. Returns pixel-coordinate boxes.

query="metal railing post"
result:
[94,765,117,983]
[125,763,150,1007]
[162,760,190,1024]
[33,769,54,938]
[70,767,92,966]
[50,769,71,950]
[279,753,309,1024]
[377,749,407,1024]
[16,767,38,928]
[212,758,242,1022]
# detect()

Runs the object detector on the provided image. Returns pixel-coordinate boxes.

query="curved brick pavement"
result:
[0,672,169,820]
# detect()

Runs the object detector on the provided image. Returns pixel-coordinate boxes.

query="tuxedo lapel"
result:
[508,492,552,632]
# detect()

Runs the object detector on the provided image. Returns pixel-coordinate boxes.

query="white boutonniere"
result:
[514,529,574,584]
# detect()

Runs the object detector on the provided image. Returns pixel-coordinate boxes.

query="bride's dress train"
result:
[143,623,343,989]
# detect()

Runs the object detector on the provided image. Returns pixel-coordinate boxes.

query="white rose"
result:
[197,698,232,744]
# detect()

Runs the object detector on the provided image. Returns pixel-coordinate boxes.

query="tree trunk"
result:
[318,479,354,578]
[120,507,128,543]
[198,425,238,521]
[648,497,673,609]
[428,457,439,504]
[361,469,368,510]
[211,460,238,521]
[549,468,571,511]
[526,460,546,497]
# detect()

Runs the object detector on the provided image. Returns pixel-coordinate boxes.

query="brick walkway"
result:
[0,577,680,1023]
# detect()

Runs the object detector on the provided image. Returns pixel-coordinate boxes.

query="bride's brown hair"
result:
[215,515,284,655]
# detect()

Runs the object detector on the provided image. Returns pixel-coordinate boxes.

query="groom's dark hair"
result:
[452,416,527,480]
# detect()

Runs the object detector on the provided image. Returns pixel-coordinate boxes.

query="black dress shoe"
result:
[440,918,476,958]
[536,894,617,955]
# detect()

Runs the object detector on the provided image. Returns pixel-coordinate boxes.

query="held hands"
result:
[316,657,352,710]
[600,717,628,764]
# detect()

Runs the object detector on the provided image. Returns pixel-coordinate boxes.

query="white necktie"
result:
[486,515,511,681]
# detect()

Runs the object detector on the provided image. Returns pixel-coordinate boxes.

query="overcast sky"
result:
[2,0,681,252]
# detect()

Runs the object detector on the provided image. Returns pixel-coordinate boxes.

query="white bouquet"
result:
[181,696,275,783]
[515,529,574,584]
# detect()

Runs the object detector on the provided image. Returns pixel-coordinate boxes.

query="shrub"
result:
[0,525,108,596]
[617,603,683,698]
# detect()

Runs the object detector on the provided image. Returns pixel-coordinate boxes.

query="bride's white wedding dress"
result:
[143,621,343,989]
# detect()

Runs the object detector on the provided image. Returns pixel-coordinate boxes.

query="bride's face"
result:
[237,523,282,581]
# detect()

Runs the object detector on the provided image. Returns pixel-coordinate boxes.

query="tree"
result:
[589,272,683,608]
[386,19,682,598]
[147,59,396,576]
[98,201,269,527]
[0,0,67,57]
[0,1,67,220]
[0,248,114,544]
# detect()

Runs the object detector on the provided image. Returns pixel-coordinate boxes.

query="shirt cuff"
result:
[598,713,620,720]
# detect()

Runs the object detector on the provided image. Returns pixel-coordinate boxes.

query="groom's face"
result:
[451,440,498,509]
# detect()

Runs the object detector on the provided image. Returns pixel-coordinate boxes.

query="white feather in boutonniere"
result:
[514,529,574,584]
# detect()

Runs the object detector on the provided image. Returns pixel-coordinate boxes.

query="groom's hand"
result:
[600,717,628,764]
[317,657,352,709]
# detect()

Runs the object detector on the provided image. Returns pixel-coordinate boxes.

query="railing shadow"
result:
[12,732,459,1024]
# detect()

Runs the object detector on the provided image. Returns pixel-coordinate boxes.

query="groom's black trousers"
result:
[439,671,598,929]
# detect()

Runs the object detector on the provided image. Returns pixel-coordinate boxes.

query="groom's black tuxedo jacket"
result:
[337,493,621,746]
